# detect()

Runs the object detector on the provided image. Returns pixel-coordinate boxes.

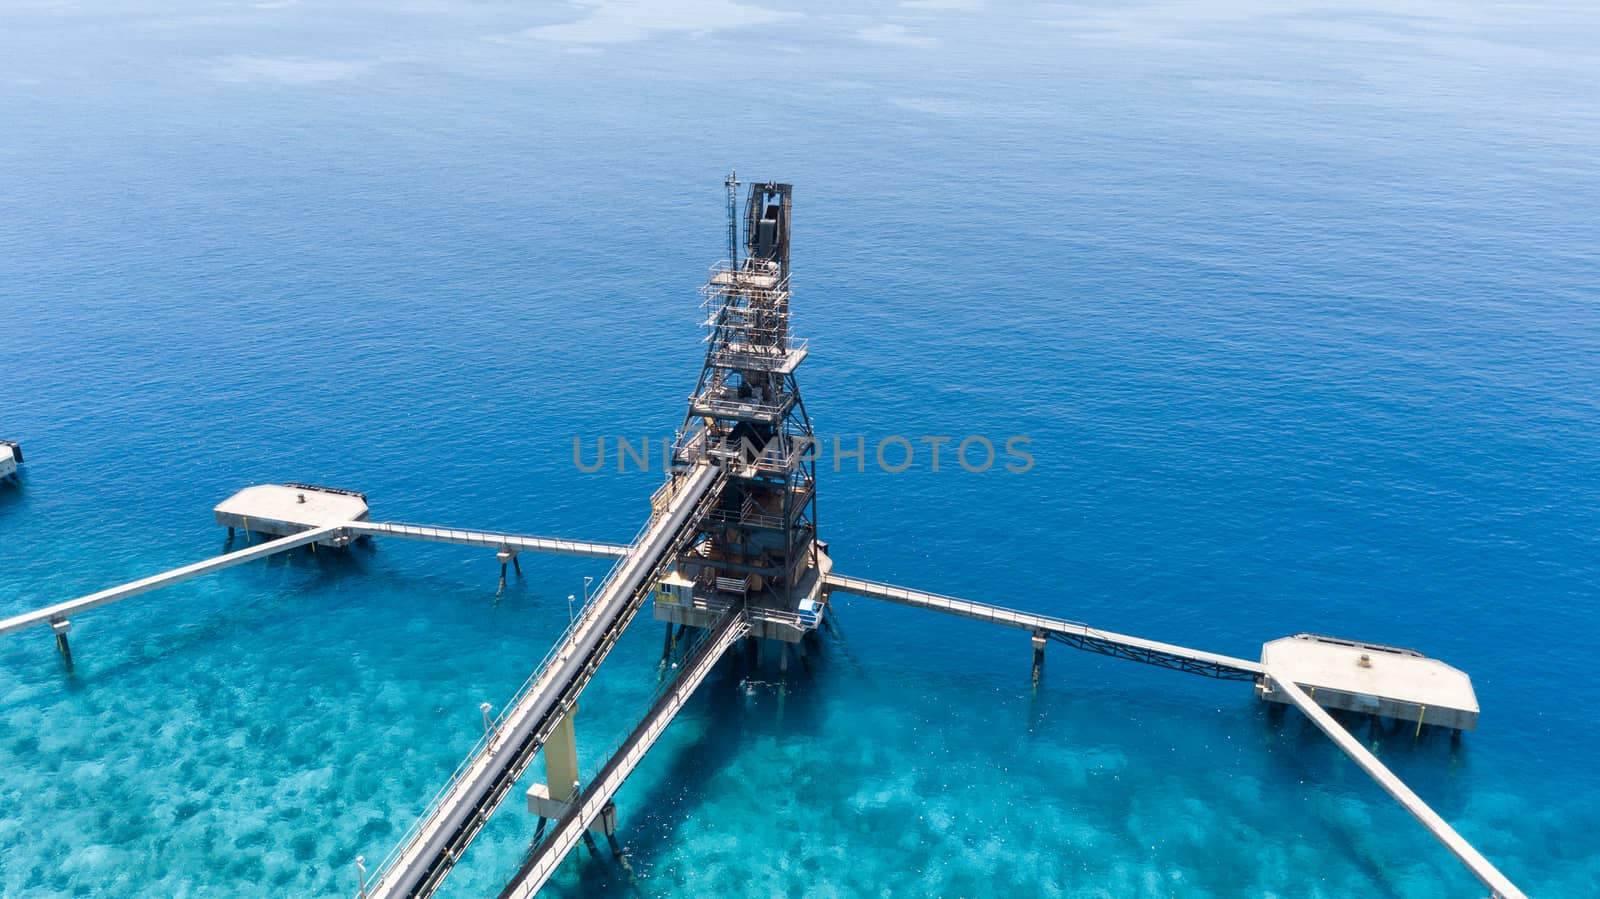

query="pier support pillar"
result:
[779,641,789,675]
[496,549,518,594]
[527,703,583,838]
[546,703,580,805]
[660,623,675,664]
[1031,630,1047,683]
[51,618,73,671]
[581,831,600,857]
[528,705,581,813]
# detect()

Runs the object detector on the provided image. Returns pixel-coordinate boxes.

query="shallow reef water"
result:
[3,1,1599,896]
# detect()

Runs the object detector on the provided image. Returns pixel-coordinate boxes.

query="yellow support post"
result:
[546,703,580,802]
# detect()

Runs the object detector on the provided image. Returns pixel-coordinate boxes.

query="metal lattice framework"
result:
[1046,631,1259,681]
[674,181,821,621]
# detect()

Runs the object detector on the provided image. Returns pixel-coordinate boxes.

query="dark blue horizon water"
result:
[3,1,1598,896]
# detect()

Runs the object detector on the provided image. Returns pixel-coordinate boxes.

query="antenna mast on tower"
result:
[724,171,741,269]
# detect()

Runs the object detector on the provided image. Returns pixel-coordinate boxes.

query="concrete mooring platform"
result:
[213,483,369,547]
[1257,633,1479,731]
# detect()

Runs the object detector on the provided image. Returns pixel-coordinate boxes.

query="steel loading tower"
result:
[653,179,831,643]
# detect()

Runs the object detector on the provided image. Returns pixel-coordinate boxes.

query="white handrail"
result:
[501,612,749,897]
[365,462,726,897]
[364,506,665,887]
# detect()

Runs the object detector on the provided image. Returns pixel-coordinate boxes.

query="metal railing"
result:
[499,611,749,897]
[708,339,807,373]
[1268,672,1526,899]
[702,261,787,292]
[364,465,723,894]
[351,522,627,559]
[744,603,816,631]
[0,524,347,640]
[673,428,815,480]
[826,575,1090,633]
[688,387,794,422]
[824,575,1261,679]
[706,506,785,531]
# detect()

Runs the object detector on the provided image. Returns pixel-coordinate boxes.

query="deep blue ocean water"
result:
[3,1,1599,896]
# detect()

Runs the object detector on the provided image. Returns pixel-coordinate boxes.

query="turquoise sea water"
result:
[3,1,1599,896]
